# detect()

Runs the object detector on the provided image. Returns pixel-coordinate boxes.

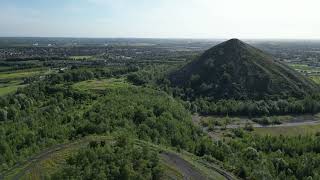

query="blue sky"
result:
[1,0,320,39]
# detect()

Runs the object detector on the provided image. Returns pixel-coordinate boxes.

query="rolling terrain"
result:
[2,38,320,179]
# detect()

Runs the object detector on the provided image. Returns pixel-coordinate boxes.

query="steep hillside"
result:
[170,39,318,100]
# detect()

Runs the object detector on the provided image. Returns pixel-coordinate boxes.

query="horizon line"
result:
[0,36,320,41]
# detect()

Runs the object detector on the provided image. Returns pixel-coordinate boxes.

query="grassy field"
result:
[0,70,43,80]
[253,124,320,136]
[72,78,130,91]
[310,76,320,84]
[289,64,315,71]
[0,66,14,71]
[0,80,25,96]
[0,68,49,96]
[287,63,320,84]
[289,63,320,72]
[69,55,94,60]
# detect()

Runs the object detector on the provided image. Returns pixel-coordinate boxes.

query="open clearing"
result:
[0,81,25,96]
[0,68,48,96]
[69,55,94,60]
[0,80,25,96]
[72,78,129,91]
[194,114,320,138]
[253,123,320,136]
[310,76,320,84]
[0,69,43,80]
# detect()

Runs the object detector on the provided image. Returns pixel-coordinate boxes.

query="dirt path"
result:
[192,114,320,129]
[1,136,235,180]
[161,152,237,180]
[1,139,89,180]
[227,120,320,129]
[257,120,320,128]
[161,152,207,180]
[0,136,109,180]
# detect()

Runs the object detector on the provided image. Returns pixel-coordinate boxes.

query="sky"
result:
[0,0,320,39]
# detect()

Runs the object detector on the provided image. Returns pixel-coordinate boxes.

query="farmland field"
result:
[0,69,45,80]
[0,68,48,96]
[253,124,320,136]
[69,55,94,60]
[0,80,25,96]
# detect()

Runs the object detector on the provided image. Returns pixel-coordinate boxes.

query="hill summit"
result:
[170,39,318,100]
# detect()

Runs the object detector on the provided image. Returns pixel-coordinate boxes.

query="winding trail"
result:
[1,139,91,180]
[192,114,320,130]
[161,152,207,180]
[1,136,236,180]
[162,152,237,180]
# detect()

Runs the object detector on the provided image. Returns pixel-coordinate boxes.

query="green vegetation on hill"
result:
[170,39,318,100]
[0,68,204,174]
[76,84,201,150]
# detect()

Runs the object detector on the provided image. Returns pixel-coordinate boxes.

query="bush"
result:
[0,109,8,121]
[244,123,254,131]
[232,128,245,138]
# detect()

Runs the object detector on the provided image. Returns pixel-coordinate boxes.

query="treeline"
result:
[47,66,139,84]
[127,64,177,86]
[194,132,320,179]
[5,57,67,62]
[228,134,320,179]
[0,61,42,72]
[189,95,320,116]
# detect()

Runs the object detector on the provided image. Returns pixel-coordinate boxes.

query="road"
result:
[227,120,320,129]
[161,152,207,180]
[1,139,89,180]
[192,114,320,130]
